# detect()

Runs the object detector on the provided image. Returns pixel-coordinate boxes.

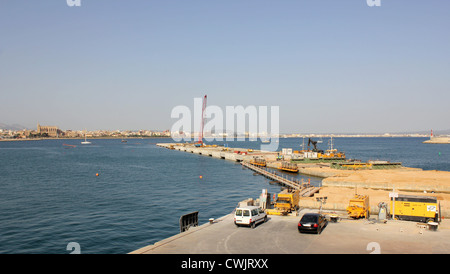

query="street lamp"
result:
[316,197,327,213]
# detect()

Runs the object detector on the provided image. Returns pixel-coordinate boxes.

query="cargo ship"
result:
[292,137,346,162]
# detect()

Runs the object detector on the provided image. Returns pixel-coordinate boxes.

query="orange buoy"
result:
[96,173,99,177]
[199,175,203,179]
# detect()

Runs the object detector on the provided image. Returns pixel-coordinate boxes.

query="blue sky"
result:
[0,0,449,133]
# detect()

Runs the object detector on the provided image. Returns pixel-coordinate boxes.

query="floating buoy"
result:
[63,144,76,148]
[199,175,203,179]
[96,173,99,177]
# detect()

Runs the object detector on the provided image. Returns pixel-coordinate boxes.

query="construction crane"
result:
[195,95,207,147]
[307,138,323,153]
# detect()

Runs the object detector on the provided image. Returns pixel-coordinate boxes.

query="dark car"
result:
[298,213,328,234]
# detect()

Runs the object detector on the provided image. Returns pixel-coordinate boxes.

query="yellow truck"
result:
[391,194,440,223]
[346,194,370,219]
[266,189,300,216]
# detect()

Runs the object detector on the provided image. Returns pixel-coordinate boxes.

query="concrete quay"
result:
[131,209,450,254]
[423,136,450,144]
[157,143,279,163]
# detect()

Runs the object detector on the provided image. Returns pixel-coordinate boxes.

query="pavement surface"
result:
[131,209,450,254]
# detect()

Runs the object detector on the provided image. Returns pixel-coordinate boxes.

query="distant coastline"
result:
[0,136,171,142]
[0,135,431,142]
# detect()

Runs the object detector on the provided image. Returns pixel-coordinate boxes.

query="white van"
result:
[234,206,267,228]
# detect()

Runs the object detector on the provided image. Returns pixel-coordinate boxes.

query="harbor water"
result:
[0,137,448,254]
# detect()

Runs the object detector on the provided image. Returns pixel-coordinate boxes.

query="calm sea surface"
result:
[0,137,448,254]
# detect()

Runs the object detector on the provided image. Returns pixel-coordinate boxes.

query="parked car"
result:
[234,206,267,228]
[298,213,328,234]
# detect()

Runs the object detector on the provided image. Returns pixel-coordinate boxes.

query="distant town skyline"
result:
[1,1,449,134]
[1,122,448,136]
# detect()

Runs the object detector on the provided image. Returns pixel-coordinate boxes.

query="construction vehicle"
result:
[266,189,300,216]
[332,162,372,170]
[390,194,440,223]
[346,194,370,219]
[308,138,324,153]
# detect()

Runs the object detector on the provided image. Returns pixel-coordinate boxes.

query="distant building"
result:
[37,123,62,137]
[64,130,81,138]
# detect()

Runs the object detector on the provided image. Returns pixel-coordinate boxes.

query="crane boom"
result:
[307,138,323,153]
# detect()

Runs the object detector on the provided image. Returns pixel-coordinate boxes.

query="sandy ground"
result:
[300,186,450,217]
[296,165,450,217]
[321,167,450,192]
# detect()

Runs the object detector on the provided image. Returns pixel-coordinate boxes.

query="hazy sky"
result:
[0,0,449,133]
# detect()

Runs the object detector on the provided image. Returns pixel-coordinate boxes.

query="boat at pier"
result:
[250,157,267,167]
[292,137,346,162]
[279,161,299,173]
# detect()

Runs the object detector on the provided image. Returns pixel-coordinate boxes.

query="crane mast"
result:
[197,95,207,146]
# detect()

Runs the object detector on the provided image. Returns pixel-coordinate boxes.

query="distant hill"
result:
[279,129,450,136]
[404,129,450,136]
[327,129,450,135]
[0,123,29,131]
[433,129,450,135]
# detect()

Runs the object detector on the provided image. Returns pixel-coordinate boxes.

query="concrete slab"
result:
[131,210,450,254]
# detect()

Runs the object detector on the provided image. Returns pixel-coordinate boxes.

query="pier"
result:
[423,136,450,144]
[159,142,321,197]
[241,161,320,197]
[157,142,278,163]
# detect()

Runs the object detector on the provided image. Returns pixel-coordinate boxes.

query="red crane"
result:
[196,95,207,146]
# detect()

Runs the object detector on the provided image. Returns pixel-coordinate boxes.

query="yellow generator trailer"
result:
[346,194,370,219]
[391,194,439,223]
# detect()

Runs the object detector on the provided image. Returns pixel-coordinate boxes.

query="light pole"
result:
[316,197,328,213]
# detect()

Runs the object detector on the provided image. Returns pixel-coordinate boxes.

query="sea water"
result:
[0,137,448,253]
